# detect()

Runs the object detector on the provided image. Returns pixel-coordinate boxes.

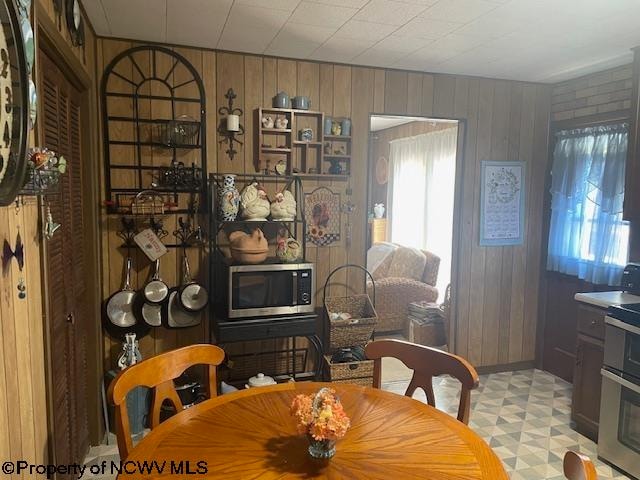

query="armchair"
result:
[367,243,440,333]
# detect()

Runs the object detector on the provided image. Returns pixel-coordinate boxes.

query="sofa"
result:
[366,242,440,333]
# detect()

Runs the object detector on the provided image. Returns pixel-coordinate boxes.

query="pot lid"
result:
[247,373,276,387]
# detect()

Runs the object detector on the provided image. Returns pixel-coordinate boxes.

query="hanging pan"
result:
[105,255,137,328]
[165,288,201,328]
[178,251,208,313]
[142,258,169,304]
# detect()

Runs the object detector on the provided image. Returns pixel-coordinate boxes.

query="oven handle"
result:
[605,316,640,336]
[601,368,640,394]
[291,272,298,306]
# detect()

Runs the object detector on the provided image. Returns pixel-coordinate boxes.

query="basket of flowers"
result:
[290,387,350,459]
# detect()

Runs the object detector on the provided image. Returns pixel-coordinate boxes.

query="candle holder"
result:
[217,88,244,161]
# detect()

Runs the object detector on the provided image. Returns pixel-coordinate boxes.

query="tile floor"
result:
[85,368,632,479]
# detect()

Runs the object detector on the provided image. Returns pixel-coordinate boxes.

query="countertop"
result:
[574,291,640,309]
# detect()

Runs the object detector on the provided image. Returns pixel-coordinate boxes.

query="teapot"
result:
[245,373,277,388]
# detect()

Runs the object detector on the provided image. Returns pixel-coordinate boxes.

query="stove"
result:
[598,305,640,479]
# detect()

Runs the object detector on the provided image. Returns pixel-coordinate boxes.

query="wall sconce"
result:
[217,88,244,161]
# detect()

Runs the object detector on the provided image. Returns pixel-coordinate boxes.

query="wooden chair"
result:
[108,344,225,458]
[563,451,598,480]
[364,339,479,424]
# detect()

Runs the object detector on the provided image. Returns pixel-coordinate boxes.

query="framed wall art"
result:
[480,161,525,246]
[304,186,341,247]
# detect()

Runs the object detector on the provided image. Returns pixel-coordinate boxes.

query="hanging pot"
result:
[166,288,201,328]
[105,256,137,328]
[134,293,163,327]
[178,252,208,312]
[142,258,169,304]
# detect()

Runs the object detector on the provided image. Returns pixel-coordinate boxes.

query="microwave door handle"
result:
[292,272,298,306]
[605,316,640,336]
[601,369,640,394]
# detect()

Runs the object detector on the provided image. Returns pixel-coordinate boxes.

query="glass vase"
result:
[307,435,336,459]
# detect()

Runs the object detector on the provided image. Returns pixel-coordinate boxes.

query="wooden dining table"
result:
[118,382,508,479]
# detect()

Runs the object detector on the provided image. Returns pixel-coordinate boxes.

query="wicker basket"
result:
[324,264,378,350]
[323,354,373,387]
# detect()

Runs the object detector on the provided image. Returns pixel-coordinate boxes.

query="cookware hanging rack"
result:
[116,215,203,249]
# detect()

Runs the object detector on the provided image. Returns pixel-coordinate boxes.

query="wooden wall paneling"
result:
[407,73,423,115]
[244,56,263,176]
[433,74,456,118]
[483,80,510,366]
[330,65,351,297]
[203,51,217,177]
[468,79,494,365]
[347,67,374,295]
[421,74,435,116]
[314,63,333,304]
[384,70,407,113]
[373,69,385,113]
[522,86,551,360]
[508,85,536,363]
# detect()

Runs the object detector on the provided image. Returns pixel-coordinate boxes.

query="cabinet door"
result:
[571,333,604,441]
[624,47,640,221]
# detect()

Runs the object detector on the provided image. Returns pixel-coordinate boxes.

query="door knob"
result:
[66,313,75,324]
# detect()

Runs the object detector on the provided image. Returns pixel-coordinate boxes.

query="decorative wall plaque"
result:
[304,186,341,247]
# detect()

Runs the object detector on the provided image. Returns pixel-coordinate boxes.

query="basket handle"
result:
[322,263,375,306]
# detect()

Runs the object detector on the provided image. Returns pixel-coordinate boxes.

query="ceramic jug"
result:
[341,118,351,136]
[374,203,385,219]
[117,333,142,370]
[273,91,289,108]
[218,174,240,221]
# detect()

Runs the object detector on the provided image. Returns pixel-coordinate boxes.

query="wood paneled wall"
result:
[97,38,551,369]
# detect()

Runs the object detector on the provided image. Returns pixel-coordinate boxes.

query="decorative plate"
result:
[0,0,29,206]
[19,13,33,73]
[375,156,388,185]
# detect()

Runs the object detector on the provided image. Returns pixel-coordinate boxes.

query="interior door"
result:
[39,49,90,475]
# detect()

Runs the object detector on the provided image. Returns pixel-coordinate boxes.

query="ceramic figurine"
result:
[374,203,385,219]
[270,190,297,221]
[117,333,142,370]
[228,229,269,264]
[240,182,270,220]
[218,174,240,221]
[275,160,287,175]
[324,141,332,154]
[331,121,342,136]
[275,117,289,129]
[334,145,346,155]
[261,116,274,128]
[341,118,351,136]
[299,128,313,142]
[328,159,343,175]
[277,236,302,263]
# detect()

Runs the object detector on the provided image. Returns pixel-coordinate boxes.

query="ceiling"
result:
[82,0,640,83]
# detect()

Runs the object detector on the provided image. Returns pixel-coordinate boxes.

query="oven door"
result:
[229,269,300,318]
[598,368,640,479]
[604,316,640,379]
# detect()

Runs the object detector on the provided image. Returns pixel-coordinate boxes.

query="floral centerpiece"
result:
[290,387,350,459]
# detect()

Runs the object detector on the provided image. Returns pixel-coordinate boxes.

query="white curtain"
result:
[387,128,458,300]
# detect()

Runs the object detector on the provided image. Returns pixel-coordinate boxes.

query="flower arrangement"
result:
[290,388,350,442]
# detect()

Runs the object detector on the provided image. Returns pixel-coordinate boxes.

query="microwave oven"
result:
[220,262,315,319]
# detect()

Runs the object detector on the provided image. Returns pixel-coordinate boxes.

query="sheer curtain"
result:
[387,128,458,300]
[547,124,629,286]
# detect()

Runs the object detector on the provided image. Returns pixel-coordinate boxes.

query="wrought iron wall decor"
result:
[101,45,207,215]
[217,88,244,161]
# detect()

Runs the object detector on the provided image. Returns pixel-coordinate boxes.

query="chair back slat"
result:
[108,344,225,459]
[365,339,479,424]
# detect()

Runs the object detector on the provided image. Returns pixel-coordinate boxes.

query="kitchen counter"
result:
[574,291,640,309]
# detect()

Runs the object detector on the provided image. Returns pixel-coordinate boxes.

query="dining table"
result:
[117,382,509,479]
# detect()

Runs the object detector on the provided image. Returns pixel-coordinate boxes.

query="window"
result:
[547,124,629,286]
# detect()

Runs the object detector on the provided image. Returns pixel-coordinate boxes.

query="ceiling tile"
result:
[265,23,335,57]
[218,25,279,53]
[235,0,301,11]
[289,1,358,27]
[452,16,525,39]
[334,20,397,41]
[420,0,499,24]
[80,0,110,35]
[166,0,230,48]
[226,4,290,29]
[309,37,374,62]
[354,0,428,26]
[306,0,369,7]
[393,17,462,40]
[101,0,167,42]
[353,49,409,67]
[371,35,432,54]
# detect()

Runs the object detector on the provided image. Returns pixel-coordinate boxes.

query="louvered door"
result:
[39,50,90,477]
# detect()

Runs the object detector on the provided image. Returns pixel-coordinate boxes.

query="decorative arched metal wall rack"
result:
[101,45,207,215]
